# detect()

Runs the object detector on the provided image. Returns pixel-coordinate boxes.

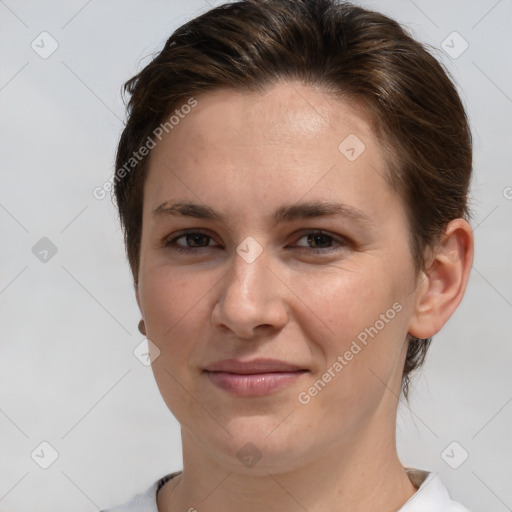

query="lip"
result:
[203,358,308,396]
[204,358,305,374]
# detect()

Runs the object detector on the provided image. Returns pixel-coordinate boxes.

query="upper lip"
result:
[204,358,306,374]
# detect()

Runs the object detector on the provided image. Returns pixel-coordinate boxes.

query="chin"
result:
[194,416,314,474]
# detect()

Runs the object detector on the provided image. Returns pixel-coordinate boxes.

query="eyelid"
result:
[291,229,349,251]
[162,228,349,254]
[162,228,220,249]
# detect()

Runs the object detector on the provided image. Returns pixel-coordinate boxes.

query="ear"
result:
[407,218,474,339]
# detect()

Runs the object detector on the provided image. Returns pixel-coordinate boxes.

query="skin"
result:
[135,81,473,512]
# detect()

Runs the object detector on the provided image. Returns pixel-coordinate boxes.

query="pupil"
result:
[188,234,207,247]
[309,233,331,248]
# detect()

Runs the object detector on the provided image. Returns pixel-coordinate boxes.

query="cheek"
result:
[289,260,401,341]
[139,265,218,416]
[290,260,410,384]
[139,265,216,351]
[293,272,406,416]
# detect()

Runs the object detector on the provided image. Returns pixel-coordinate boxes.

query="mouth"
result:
[203,358,309,396]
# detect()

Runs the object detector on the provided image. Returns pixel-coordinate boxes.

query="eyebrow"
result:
[152,200,374,227]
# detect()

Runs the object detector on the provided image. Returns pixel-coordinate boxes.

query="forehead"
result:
[144,81,394,217]
[166,82,376,154]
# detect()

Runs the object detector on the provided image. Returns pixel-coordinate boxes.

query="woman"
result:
[103,0,473,510]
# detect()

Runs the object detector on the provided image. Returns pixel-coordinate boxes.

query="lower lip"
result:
[205,371,307,396]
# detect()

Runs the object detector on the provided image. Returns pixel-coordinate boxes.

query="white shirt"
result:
[101,468,470,512]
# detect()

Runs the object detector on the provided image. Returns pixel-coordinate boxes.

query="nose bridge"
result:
[226,248,270,310]
[213,245,287,337]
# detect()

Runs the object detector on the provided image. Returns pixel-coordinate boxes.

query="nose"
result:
[212,249,289,340]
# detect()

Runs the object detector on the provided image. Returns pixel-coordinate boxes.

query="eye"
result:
[162,229,349,255]
[292,230,347,253]
[163,230,218,253]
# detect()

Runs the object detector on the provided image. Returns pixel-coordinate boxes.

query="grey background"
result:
[0,0,510,511]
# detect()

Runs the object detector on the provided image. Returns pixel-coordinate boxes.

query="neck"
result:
[158,415,417,512]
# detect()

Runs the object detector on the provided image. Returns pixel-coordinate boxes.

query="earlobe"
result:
[138,319,147,336]
[407,219,474,339]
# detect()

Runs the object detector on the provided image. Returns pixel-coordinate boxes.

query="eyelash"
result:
[163,229,348,254]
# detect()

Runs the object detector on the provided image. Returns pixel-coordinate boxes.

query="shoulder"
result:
[100,472,180,512]
[400,469,470,512]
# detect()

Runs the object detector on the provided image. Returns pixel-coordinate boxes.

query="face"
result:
[136,81,422,473]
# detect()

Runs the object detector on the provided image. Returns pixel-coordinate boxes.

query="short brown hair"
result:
[114,0,472,396]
